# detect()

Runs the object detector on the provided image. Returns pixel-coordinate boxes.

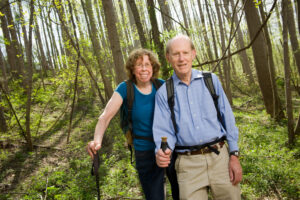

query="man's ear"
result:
[192,49,196,60]
[166,53,170,62]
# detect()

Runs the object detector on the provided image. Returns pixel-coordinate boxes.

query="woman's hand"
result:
[87,141,101,159]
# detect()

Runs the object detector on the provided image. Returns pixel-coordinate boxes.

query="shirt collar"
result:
[172,69,203,85]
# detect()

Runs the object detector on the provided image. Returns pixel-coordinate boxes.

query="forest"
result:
[0,0,299,199]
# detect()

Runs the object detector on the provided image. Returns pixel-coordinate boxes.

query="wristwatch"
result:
[229,151,240,158]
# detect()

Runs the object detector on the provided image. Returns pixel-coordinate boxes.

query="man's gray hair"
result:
[165,34,195,54]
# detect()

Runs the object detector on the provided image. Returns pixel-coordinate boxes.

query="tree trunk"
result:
[127,0,147,48]
[215,0,232,105]
[259,2,284,120]
[3,0,25,77]
[179,0,190,29]
[146,0,169,79]
[157,0,173,31]
[228,0,254,83]
[85,0,113,99]
[204,0,224,83]
[282,0,295,145]
[102,0,127,84]
[0,49,8,92]
[242,0,282,119]
[286,0,300,76]
[24,0,35,151]
[0,94,7,133]
[125,0,141,48]
[0,1,17,77]
[197,0,214,68]
[34,16,49,73]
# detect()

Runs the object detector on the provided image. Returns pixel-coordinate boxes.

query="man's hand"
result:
[156,148,172,167]
[229,155,243,185]
[87,141,101,159]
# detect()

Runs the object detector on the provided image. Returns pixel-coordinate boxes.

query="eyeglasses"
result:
[135,63,152,69]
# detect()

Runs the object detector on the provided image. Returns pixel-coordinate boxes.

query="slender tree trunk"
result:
[242,0,282,119]
[157,0,173,31]
[259,2,284,120]
[215,0,232,104]
[24,0,35,151]
[282,0,295,145]
[0,94,7,133]
[34,17,48,73]
[197,0,213,68]
[85,0,113,99]
[147,0,169,79]
[4,0,24,77]
[0,49,8,92]
[179,0,189,29]
[127,0,147,48]
[228,0,254,83]
[0,1,17,77]
[39,3,55,70]
[286,0,300,76]
[205,0,224,83]
[126,0,141,48]
[102,0,127,84]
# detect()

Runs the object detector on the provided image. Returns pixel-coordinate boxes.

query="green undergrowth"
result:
[0,74,299,199]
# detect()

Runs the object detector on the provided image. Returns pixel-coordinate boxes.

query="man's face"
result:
[166,38,196,77]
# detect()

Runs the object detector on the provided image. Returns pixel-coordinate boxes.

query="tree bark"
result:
[85,0,113,99]
[286,0,300,76]
[179,0,190,29]
[228,0,254,83]
[282,0,295,145]
[259,2,284,120]
[127,0,147,48]
[197,0,214,67]
[146,0,169,79]
[215,0,232,105]
[102,0,127,84]
[24,0,35,151]
[242,0,282,119]
[157,0,173,31]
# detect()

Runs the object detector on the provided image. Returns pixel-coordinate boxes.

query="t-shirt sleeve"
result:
[115,81,127,100]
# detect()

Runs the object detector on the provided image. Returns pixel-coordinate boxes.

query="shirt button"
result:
[196,126,199,129]
[200,140,203,143]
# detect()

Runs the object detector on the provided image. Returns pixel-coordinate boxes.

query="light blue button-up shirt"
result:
[153,69,239,153]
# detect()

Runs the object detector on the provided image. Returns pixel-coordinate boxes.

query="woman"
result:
[87,49,179,200]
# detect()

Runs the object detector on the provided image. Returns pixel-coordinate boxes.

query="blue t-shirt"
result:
[115,79,164,151]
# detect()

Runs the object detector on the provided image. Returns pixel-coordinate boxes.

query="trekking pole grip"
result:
[161,136,168,152]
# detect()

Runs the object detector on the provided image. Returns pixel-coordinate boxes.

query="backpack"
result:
[120,79,162,162]
[166,72,226,151]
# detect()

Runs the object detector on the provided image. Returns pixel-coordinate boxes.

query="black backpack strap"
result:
[202,72,226,131]
[125,80,134,130]
[125,80,134,163]
[152,78,162,90]
[166,77,178,134]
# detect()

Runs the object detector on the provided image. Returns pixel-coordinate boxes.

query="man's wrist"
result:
[229,151,240,158]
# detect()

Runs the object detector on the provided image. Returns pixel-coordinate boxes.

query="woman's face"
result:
[133,55,153,85]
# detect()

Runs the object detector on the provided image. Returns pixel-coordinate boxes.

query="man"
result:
[153,35,242,200]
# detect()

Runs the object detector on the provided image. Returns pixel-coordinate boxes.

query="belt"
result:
[177,141,225,156]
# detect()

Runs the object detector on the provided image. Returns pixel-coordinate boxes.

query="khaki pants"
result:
[175,145,241,200]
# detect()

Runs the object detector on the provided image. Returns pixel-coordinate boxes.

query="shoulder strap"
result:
[166,77,178,134]
[202,72,226,130]
[152,78,162,90]
[125,80,134,130]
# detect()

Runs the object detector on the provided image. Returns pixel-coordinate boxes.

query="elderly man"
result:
[153,35,242,200]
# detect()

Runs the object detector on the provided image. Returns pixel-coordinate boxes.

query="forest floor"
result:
[0,97,299,200]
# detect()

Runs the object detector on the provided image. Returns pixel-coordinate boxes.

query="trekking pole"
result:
[91,151,101,200]
[161,136,168,200]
